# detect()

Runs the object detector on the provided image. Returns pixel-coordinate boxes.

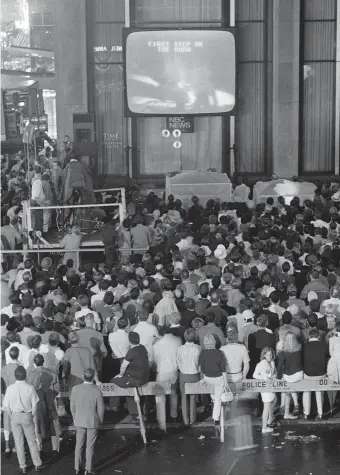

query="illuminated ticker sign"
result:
[94,46,123,52]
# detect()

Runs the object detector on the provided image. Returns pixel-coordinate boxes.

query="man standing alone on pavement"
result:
[2,366,43,473]
[70,368,105,475]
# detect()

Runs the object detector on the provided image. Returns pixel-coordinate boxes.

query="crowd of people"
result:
[0,143,99,253]
[2,152,340,471]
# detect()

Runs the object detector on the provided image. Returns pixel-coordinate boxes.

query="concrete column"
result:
[54,0,88,142]
[272,0,300,178]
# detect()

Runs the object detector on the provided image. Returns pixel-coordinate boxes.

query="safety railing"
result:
[0,247,149,264]
[93,187,127,218]
[23,187,127,249]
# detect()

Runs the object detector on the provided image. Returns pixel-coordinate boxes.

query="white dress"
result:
[253,359,277,403]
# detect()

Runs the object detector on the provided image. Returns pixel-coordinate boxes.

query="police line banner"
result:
[241,378,340,393]
[185,378,340,395]
[58,379,340,398]
[58,381,171,398]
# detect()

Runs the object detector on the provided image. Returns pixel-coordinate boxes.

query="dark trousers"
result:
[105,246,117,268]
[108,358,124,409]
[35,209,43,231]
[111,375,145,416]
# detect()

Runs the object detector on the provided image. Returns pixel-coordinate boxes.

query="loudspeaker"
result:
[73,113,94,143]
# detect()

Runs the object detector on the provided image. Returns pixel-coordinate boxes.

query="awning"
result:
[1,74,38,90]
[7,46,54,59]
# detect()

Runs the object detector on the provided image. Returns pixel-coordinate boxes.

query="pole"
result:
[125,0,132,185]
[121,187,127,217]
[229,0,235,177]
[220,404,225,443]
[133,388,147,445]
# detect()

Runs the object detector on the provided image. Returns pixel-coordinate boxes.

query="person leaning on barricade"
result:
[111,332,149,424]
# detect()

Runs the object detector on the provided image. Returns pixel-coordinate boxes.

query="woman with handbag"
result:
[198,333,232,436]
[253,347,277,433]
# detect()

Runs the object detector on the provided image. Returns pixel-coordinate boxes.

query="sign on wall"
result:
[166,116,194,134]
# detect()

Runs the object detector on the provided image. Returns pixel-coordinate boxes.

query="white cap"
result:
[242,310,254,322]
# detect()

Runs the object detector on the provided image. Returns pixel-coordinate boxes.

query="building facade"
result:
[54,0,340,186]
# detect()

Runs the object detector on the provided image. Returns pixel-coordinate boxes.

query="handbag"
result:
[221,387,234,403]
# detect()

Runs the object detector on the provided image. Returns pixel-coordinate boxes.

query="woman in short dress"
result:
[253,347,277,433]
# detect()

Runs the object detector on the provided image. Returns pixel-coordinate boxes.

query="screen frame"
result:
[123,27,237,117]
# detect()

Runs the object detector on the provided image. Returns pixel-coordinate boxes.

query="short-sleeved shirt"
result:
[125,345,149,385]
[220,343,249,382]
[198,349,226,378]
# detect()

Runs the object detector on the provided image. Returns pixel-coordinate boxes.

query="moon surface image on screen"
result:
[125,30,235,115]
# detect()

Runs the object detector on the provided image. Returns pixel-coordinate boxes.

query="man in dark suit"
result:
[27,354,60,455]
[248,314,276,377]
[76,314,107,381]
[70,368,105,475]
[180,298,198,329]
[256,297,280,334]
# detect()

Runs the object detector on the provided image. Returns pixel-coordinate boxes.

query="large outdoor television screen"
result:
[124,29,236,116]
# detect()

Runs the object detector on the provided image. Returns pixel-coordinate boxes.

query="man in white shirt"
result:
[2,366,42,472]
[151,264,165,284]
[108,317,130,361]
[39,333,64,373]
[17,315,40,348]
[154,280,178,327]
[113,276,129,302]
[14,260,33,291]
[31,166,45,232]
[329,321,340,356]
[75,295,101,330]
[320,286,340,315]
[4,331,28,366]
[108,317,130,411]
[131,308,158,363]
[90,280,111,308]
[241,311,259,348]
[269,291,285,320]
[221,327,250,403]
[153,330,182,423]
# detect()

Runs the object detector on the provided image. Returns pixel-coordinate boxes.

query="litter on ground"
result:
[285,434,320,443]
